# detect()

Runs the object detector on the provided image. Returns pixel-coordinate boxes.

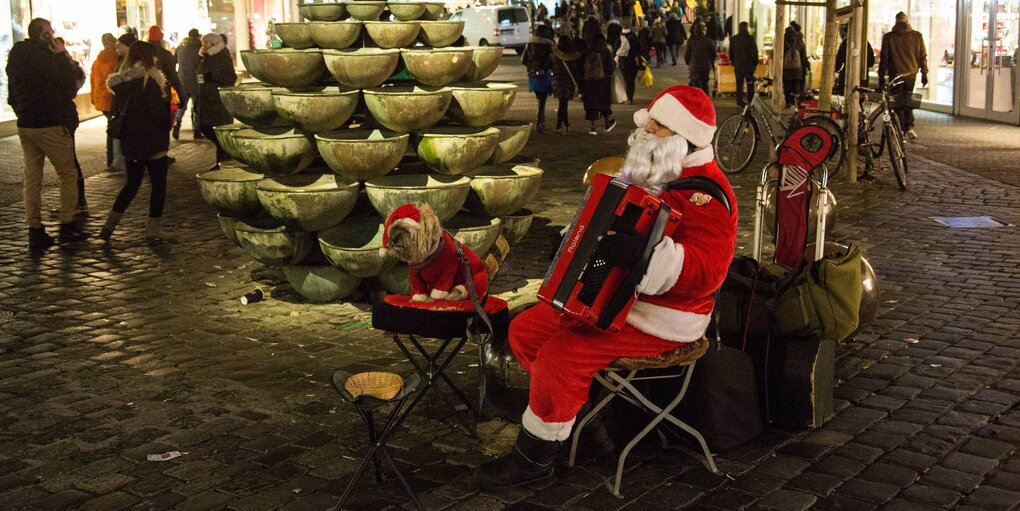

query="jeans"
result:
[892,75,916,130]
[18,126,79,227]
[654,42,667,65]
[690,70,711,95]
[734,68,755,106]
[668,43,680,64]
[112,156,168,218]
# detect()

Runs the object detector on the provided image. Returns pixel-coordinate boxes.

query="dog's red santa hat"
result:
[632,85,716,147]
[380,203,422,255]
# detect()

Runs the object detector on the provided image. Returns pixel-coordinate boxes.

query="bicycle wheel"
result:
[802,115,846,172]
[713,114,758,174]
[885,123,908,191]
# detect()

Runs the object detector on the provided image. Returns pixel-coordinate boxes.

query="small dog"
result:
[382,203,488,302]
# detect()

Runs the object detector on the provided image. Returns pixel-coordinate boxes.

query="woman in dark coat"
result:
[196,33,236,168]
[522,24,555,132]
[551,37,581,133]
[99,41,172,242]
[782,25,809,108]
[580,33,617,135]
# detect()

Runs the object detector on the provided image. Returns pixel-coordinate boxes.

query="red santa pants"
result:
[509,302,679,441]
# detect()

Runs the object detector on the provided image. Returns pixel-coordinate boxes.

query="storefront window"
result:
[909,0,955,105]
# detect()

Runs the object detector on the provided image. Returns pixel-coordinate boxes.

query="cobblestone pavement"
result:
[1,56,1019,511]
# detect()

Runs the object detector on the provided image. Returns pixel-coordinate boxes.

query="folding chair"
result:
[370,236,513,426]
[331,371,423,511]
[568,337,722,497]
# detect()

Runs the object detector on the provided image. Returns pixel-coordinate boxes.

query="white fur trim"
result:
[636,240,683,296]
[430,288,450,300]
[522,406,575,442]
[648,94,716,148]
[626,301,711,342]
[633,108,650,128]
[682,146,715,168]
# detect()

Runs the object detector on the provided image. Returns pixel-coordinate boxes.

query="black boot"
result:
[28,227,54,252]
[477,428,559,490]
[58,222,89,243]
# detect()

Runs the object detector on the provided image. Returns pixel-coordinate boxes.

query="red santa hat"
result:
[632,85,716,148]
[381,203,421,253]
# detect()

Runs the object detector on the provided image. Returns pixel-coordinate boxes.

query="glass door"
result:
[960,0,1020,122]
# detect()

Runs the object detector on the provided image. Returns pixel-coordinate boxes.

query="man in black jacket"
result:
[729,22,758,106]
[7,17,88,250]
[665,13,686,66]
[683,22,716,95]
[174,29,202,140]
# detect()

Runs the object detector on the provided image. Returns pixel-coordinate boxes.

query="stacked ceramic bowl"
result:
[198,1,543,301]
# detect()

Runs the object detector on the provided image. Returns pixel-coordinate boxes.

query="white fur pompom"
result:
[633,108,650,128]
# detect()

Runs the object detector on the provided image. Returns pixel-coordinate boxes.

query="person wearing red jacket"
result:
[478,85,737,490]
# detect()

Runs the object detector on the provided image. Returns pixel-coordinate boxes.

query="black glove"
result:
[599,232,644,267]
[920,73,928,87]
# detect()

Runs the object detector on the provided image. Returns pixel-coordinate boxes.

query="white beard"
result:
[619,128,690,195]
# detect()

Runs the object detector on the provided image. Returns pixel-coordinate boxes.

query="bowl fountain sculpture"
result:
[364,174,471,221]
[466,165,544,217]
[446,82,518,126]
[240,49,325,89]
[386,1,427,21]
[461,46,504,82]
[363,84,452,133]
[274,22,316,49]
[318,217,398,277]
[323,48,401,89]
[298,1,347,21]
[488,121,533,164]
[308,20,363,49]
[416,126,500,175]
[445,215,503,255]
[400,47,474,87]
[231,129,316,175]
[364,21,421,49]
[271,87,360,133]
[212,124,251,162]
[420,2,445,20]
[345,1,387,21]
[315,129,409,181]
[499,208,534,245]
[234,217,315,266]
[282,265,362,302]
[196,165,266,216]
[255,173,360,232]
[219,83,285,127]
[416,21,465,47]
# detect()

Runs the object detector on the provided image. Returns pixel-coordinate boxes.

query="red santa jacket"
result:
[626,147,738,342]
[409,230,489,298]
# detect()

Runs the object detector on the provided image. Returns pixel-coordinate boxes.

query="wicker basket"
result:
[345,371,403,400]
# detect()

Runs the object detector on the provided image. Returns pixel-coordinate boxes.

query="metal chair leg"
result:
[568,371,632,467]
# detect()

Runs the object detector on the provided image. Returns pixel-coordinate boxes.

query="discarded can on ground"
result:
[241,288,264,304]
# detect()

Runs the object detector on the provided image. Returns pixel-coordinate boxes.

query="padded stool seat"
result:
[611,337,709,371]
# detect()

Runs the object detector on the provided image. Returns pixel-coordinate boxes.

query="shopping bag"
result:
[611,69,626,104]
[641,64,654,89]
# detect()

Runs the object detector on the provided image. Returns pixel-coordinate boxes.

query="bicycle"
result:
[713,77,845,175]
[854,75,909,191]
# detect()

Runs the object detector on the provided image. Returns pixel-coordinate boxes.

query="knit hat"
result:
[633,85,717,147]
[148,26,163,42]
[118,32,138,47]
[381,203,422,252]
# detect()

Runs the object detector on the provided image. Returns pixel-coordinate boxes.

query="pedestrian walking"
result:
[174,29,203,140]
[522,24,555,133]
[728,22,758,107]
[834,24,875,94]
[551,37,581,134]
[99,42,172,243]
[878,11,927,140]
[651,17,666,67]
[7,17,89,250]
[91,33,119,169]
[616,26,642,104]
[580,33,617,135]
[683,22,716,95]
[637,18,653,62]
[664,13,685,66]
[195,33,236,169]
[781,25,808,108]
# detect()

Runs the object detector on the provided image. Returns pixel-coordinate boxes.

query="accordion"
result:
[539,174,682,332]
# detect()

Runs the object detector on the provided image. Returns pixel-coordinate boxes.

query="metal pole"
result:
[844,0,865,184]
[772,3,787,115]
[817,0,838,110]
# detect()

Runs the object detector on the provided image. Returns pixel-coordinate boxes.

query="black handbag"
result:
[107,95,131,139]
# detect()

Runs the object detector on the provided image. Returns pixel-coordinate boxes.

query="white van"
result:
[450,6,531,52]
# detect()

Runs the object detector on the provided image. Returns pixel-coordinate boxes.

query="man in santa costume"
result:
[478,85,738,489]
